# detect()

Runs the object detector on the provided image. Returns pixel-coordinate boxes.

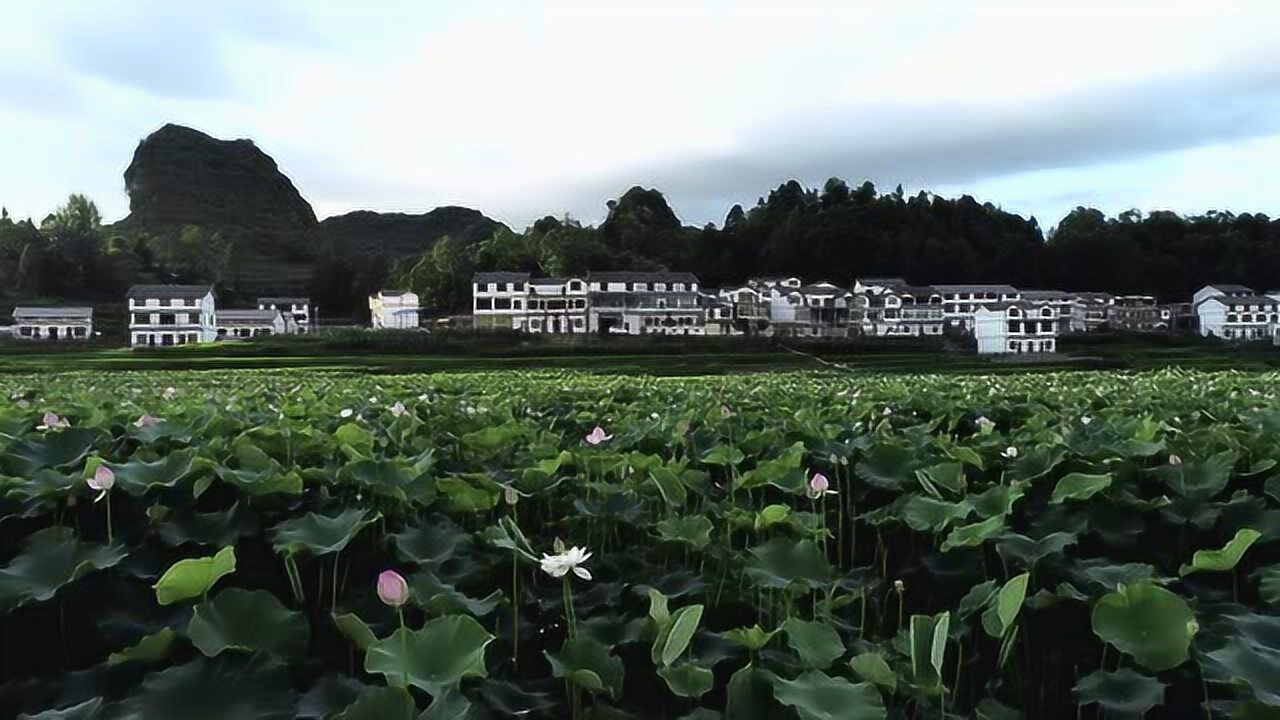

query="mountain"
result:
[320,207,504,258]
[115,123,319,259]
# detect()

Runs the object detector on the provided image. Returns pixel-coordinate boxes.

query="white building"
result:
[471,272,532,331]
[127,285,217,347]
[369,290,420,330]
[1019,290,1077,334]
[861,285,944,337]
[217,309,288,339]
[973,302,1059,354]
[1067,292,1115,333]
[1193,285,1278,341]
[587,272,702,335]
[934,284,1022,330]
[257,297,311,333]
[11,306,94,341]
[526,277,588,334]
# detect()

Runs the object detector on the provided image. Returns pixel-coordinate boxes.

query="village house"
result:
[1193,285,1278,341]
[973,302,1059,354]
[860,284,945,337]
[471,271,531,331]
[11,306,94,341]
[717,285,771,335]
[700,291,736,335]
[257,297,312,333]
[127,284,217,347]
[217,308,289,339]
[1107,295,1175,332]
[1019,290,1077,334]
[526,277,588,334]
[934,284,1022,330]
[1066,292,1115,332]
[369,290,421,330]
[587,271,702,335]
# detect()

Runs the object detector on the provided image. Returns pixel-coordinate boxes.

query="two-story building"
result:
[471,272,531,331]
[1107,295,1174,332]
[369,290,420,330]
[1194,285,1278,341]
[973,302,1059,354]
[934,284,1022,330]
[1020,290,1077,334]
[257,297,312,333]
[860,285,944,337]
[11,306,94,341]
[127,285,217,347]
[718,285,771,335]
[526,277,589,334]
[1067,292,1115,332]
[587,271,702,335]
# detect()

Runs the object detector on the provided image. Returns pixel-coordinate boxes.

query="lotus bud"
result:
[585,426,612,445]
[1169,453,1183,466]
[504,485,520,506]
[377,570,410,608]
[894,579,905,593]
[88,465,115,502]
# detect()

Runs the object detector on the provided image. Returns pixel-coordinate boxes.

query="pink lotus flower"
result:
[377,570,410,607]
[37,412,69,430]
[133,414,162,428]
[585,426,612,446]
[88,465,115,502]
[807,471,836,499]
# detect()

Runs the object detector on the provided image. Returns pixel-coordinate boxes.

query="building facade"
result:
[218,309,288,339]
[973,302,1059,354]
[934,284,1022,330]
[1194,286,1278,341]
[127,285,217,347]
[11,306,94,341]
[587,272,702,335]
[257,297,312,333]
[369,291,421,329]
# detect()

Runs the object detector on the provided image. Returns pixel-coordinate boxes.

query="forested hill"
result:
[1,124,1277,317]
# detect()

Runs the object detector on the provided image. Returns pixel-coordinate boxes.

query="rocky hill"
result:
[115,123,320,259]
[319,207,504,258]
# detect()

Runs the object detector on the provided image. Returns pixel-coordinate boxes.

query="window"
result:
[1040,321,1053,332]
[514,282,525,291]
[513,300,522,310]
[673,283,685,291]
[655,283,666,291]
[573,319,584,328]
[132,313,147,325]
[160,315,176,326]
[488,283,497,292]
[476,298,493,310]
[569,281,583,291]
[494,298,511,310]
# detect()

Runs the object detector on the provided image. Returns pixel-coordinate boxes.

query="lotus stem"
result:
[104,493,113,545]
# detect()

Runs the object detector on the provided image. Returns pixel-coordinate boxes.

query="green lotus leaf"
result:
[297,674,365,719]
[214,463,303,496]
[365,615,493,695]
[940,515,1006,552]
[1256,565,1280,606]
[753,504,791,531]
[902,496,971,532]
[958,579,999,618]
[1091,582,1197,671]
[771,670,886,720]
[1049,472,1112,504]
[1152,450,1236,501]
[1007,445,1066,483]
[701,444,745,466]
[334,422,375,460]
[437,474,501,513]
[656,516,713,549]
[745,538,832,590]
[910,611,950,690]
[783,617,845,669]
[848,652,897,691]
[333,612,378,651]
[155,502,259,547]
[153,546,236,606]
[1072,560,1160,594]
[647,465,689,507]
[1204,612,1280,706]
[409,570,504,616]
[1074,668,1166,715]
[392,518,476,570]
[107,627,178,666]
[855,442,915,491]
[722,624,777,651]
[968,484,1026,519]
[110,448,201,495]
[654,603,704,667]
[338,459,429,503]
[915,461,966,496]
[3,427,103,476]
[545,636,625,698]
[1179,528,1261,576]
[0,526,127,614]
[269,508,377,556]
[660,662,715,699]
[735,441,806,492]
[116,655,293,720]
[187,588,309,659]
[975,697,1024,720]
[480,516,538,563]
[331,686,417,720]
[725,663,783,720]
[982,573,1029,639]
[677,710,722,720]
[419,685,480,720]
[995,532,1077,568]
[17,698,104,720]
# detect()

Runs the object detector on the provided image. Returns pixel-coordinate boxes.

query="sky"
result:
[2,0,1279,232]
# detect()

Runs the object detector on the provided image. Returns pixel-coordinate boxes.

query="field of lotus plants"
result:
[2,367,1280,718]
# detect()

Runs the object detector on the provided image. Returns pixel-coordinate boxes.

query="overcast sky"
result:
[3,0,1279,231]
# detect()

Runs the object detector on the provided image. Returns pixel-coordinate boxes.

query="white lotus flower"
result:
[540,546,593,581]
[134,414,162,428]
[339,408,354,418]
[161,387,178,401]
[975,416,995,433]
[390,401,407,417]
[1002,446,1019,459]
[1081,416,1092,425]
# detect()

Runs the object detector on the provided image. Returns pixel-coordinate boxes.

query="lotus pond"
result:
[2,368,1280,719]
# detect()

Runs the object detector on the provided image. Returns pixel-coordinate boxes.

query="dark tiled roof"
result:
[1205,295,1279,306]
[472,272,531,283]
[13,306,93,319]
[1019,289,1070,300]
[588,271,699,284]
[933,284,1019,294]
[219,309,280,322]
[126,284,212,300]
[1204,284,1253,294]
[257,296,310,305]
